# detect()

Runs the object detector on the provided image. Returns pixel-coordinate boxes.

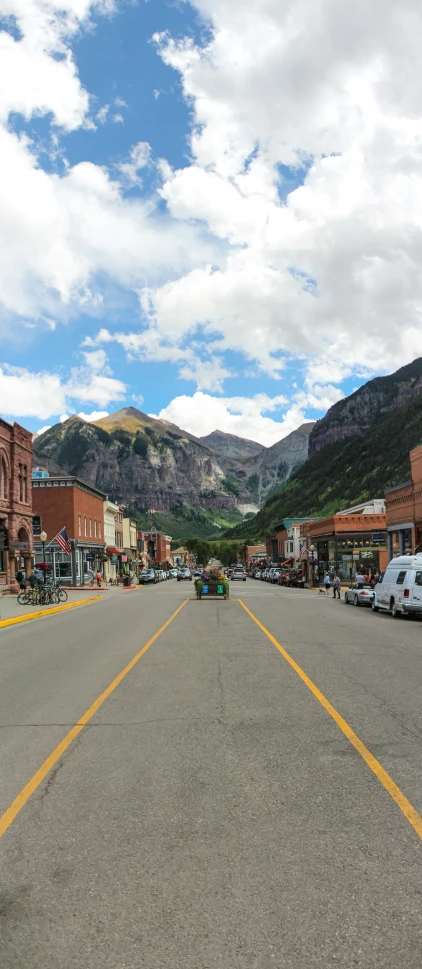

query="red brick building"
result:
[144,527,172,567]
[385,444,422,557]
[32,475,106,585]
[0,418,34,591]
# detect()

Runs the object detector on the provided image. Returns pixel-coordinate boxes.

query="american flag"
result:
[56,527,71,555]
[300,544,308,557]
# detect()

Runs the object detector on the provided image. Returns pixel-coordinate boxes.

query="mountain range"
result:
[32,407,314,536]
[226,357,422,541]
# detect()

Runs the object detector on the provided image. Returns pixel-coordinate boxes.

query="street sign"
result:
[10,541,29,550]
[33,515,42,536]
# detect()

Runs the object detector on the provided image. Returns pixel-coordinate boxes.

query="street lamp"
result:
[310,544,315,585]
[40,531,47,584]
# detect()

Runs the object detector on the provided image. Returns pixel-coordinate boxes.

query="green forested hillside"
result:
[225,393,422,541]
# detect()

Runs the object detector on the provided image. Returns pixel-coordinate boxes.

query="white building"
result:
[104,499,120,582]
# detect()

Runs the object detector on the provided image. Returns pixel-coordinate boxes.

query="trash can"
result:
[123,575,130,587]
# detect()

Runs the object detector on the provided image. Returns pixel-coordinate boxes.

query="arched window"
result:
[89,518,92,537]
[84,516,87,536]
[0,457,7,499]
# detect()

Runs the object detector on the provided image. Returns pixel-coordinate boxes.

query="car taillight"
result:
[404,589,410,598]
[360,591,368,595]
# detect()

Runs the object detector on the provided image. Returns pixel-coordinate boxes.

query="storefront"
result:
[305,505,388,584]
[33,538,106,586]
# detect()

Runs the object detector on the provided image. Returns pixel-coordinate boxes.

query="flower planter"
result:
[194,575,230,599]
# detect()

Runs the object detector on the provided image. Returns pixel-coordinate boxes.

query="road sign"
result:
[10,541,29,550]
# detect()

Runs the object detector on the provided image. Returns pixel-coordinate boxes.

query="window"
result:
[396,571,407,585]
[415,572,422,587]
[84,516,87,536]
[99,522,102,539]
[0,456,7,499]
[78,515,81,536]
[18,463,22,501]
[89,518,92,537]
[23,465,27,502]
[94,520,97,538]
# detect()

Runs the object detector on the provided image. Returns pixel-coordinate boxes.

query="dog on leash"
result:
[318,587,326,595]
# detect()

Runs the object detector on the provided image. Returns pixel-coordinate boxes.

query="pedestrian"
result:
[333,574,341,599]
[16,567,27,590]
[28,570,40,589]
[356,571,364,587]
[96,570,102,588]
[323,572,331,596]
[87,567,95,587]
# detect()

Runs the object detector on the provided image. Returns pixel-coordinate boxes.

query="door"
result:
[411,570,422,607]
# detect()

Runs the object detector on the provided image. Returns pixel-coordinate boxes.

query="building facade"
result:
[144,527,172,568]
[385,445,422,558]
[32,475,106,585]
[0,418,34,591]
[123,517,137,571]
[103,499,120,582]
[303,502,388,583]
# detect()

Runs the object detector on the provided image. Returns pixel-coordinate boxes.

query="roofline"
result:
[31,474,107,501]
[385,481,413,495]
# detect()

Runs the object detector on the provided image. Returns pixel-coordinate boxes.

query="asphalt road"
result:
[0,579,421,968]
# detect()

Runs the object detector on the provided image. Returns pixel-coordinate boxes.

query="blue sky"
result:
[0,0,420,445]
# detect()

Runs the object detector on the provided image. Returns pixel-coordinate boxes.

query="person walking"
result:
[323,572,331,596]
[356,571,364,588]
[16,568,27,591]
[87,567,95,587]
[333,574,341,599]
[96,570,102,588]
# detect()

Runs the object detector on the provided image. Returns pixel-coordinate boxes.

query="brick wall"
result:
[32,482,105,543]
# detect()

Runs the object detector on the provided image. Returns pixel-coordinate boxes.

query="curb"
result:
[0,596,103,629]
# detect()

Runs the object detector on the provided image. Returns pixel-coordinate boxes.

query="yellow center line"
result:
[0,598,189,840]
[238,598,422,840]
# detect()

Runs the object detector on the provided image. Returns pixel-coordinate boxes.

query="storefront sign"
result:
[86,553,94,561]
[10,541,29,550]
[372,532,386,542]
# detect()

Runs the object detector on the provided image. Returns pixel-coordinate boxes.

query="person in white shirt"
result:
[323,573,331,595]
[356,572,364,587]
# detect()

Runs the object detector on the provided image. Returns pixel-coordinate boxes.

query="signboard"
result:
[217,584,224,595]
[33,515,42,536]
[202,584,209,594]
[372,533,386,543]
[10,541,29,550]
[86,553,94,561]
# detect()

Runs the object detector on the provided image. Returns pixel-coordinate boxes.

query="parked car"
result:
[254,570,262,579]
[177,568,192,581]
[170,568,179,578]
[231,567,247,581]
[277,570,289,586]
[140,569,158,585]
[372,554,422,617]
[344,583,375,607]
[269,568,281,583]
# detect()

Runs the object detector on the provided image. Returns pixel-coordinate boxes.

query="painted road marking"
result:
[0,599,188,839]
[0,596,103,629]
[238,598,422,841]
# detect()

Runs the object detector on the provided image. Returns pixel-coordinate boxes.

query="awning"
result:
[279,558,293,566]
[107,547,120,556]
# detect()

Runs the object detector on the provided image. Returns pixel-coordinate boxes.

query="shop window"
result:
[396,571,407,585]
[78,514,81,536]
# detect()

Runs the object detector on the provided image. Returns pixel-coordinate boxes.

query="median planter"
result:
[194,572,230,600]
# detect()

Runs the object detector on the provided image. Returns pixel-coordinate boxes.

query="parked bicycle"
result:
[17,581,68,606]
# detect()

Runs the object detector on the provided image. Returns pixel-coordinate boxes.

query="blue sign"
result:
[372,533,386,543]
[86,553,94,561]
[202,584,209,594]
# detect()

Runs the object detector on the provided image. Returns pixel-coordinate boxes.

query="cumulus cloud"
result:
[156,391,308,447]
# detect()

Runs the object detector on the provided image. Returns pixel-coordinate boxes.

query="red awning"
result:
[107,547,120,556]
[279,559,293,566]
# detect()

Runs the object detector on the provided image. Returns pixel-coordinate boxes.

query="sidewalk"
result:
[0,589,104,623]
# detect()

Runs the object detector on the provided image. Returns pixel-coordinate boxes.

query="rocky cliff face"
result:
[200,429,264,460]
[242,422,315,503]
[309,358,422,455]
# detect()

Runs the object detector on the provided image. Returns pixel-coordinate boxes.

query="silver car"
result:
[344,583,375,607]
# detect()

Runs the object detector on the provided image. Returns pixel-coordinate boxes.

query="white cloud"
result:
[96,104,110,124]
[112,113,124,124]
[155,392,307,447]
[118,141,151,187]
[78,409,109,421]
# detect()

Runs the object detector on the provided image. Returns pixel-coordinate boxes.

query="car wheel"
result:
[371,601,379,612]
[243,578,246,581]
[391,599,400,618]
[344,593,349,603]
[354,595,359,606]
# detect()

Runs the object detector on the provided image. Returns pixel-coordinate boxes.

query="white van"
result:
[373,554,422,617]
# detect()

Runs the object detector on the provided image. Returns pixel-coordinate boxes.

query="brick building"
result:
[144,527,172,568]
[385,444,422,557]
[32,475,106,585]
[0,418,34,592]
[302,501,388,583]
